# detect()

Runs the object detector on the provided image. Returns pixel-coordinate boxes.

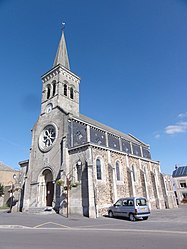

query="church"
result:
[20,28,177,218]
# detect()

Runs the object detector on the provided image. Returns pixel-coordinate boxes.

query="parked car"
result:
[108,197,150,221]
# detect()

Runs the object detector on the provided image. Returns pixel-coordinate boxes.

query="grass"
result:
[0,204,9,210]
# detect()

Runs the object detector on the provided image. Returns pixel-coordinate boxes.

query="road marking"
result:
[35,227,187,235]
[33,222,71,229]
[0,225,186,235]
[0,225,31,229]
[83,228,187,235]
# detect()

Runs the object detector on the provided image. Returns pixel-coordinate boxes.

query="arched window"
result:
[116,162,120,181]
[132,165,136,182]
[46,85,51,99]
[64,84,67,96]
[70,87,74,99]
[52,82,56,96]
[96,159,102,180]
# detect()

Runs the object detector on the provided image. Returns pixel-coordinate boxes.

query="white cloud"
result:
[178,112,187,119]
[165,122,187,135]
[155,134,160,139]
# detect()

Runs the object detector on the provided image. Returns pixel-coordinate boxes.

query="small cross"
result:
[62,22,65,31]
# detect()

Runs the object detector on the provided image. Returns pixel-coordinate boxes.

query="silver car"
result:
[108,197,150,221]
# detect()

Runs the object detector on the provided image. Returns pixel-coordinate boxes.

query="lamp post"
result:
[76,159,82,182]
[61,160,82,218]
[66,177,71,218]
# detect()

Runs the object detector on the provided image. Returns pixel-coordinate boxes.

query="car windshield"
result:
[114,200,123,206]
[136,198,146,206]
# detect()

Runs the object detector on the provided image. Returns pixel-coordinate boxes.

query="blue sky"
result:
[0,0,187,174]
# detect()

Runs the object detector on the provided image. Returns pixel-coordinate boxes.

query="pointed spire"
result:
[53,23,70,69]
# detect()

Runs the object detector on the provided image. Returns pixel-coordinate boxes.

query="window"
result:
[122,200,128,206]
[180,182,187,188]
[39,124,57,152]
[116,162,120,181]
[136,198,146,206]
[46,85,51,99]
[70,87,74,99]
[115,199,122,206]
[142,147,151,159]
[64,84,67,96]
[121,139,131,154]
[52,82,56,96]
[96,159,102,180]
[127,200,134,206]
[132,144,141,157]
[90,127,106,146]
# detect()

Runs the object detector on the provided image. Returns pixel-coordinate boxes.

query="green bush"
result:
[56,179,64,186]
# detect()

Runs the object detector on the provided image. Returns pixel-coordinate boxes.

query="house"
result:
[172,166,187,204]
[0,162,20,208]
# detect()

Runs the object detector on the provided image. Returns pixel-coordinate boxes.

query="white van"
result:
[108,197,150,221]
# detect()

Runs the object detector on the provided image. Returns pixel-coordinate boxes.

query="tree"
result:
[0,183,4,197]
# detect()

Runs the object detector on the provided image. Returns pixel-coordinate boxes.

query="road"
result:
[0,206,186,249]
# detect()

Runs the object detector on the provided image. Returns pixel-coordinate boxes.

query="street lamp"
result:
[76,159,82,182]
[76,159,82,169]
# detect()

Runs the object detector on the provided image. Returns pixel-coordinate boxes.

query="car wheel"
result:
[143,217,148,220]
[129,213,135,221]
[108,211,114,218]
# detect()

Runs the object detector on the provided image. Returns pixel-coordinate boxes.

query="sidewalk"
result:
[0,208,9,214]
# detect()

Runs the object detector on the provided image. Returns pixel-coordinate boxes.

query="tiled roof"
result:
[0,162,15,172]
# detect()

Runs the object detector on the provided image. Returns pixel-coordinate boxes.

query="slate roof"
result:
[53,29,70,70]
[172,166,187,178]
[77,113,149,147]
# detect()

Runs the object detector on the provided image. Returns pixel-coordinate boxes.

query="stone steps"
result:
[27,206,56,214]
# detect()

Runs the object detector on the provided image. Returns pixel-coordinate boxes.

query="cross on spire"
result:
[53,23,70,69]
[62,22,65,31]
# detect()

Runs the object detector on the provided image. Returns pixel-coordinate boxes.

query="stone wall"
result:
[0,196,4,207]
[91,146,176,216]
[0,170,20,186]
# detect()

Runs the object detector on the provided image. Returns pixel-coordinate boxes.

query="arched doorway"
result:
[38,169,54,207]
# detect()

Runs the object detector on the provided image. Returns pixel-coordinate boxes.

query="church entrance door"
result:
[38,169,54,207]
[46,181,54,206]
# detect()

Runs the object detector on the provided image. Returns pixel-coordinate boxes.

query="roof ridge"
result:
[0,162,16,171]
[75,113,148,146]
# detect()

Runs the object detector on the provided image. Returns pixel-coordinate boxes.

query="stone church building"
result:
[20,28,177,218]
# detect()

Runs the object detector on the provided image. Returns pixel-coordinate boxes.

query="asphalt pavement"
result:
[0,205,186,232]
[0,206,187,249]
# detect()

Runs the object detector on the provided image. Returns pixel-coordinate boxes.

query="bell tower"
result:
[41,26,80,117]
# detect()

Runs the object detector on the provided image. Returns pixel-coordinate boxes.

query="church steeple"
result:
[41,25,80,116]
[53,24,70,69]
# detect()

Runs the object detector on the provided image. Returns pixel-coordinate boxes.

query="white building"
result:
[172,166,187,205]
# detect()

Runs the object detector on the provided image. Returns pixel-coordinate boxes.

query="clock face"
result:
[39,124,57,152]
[46,103,53,113]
